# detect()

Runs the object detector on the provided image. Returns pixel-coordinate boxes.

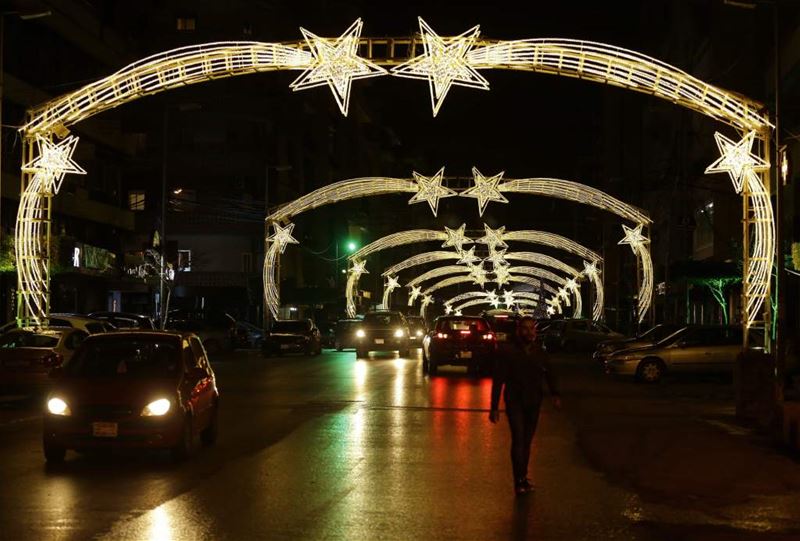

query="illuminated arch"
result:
[383,251,462,276]
[405,265,471,287]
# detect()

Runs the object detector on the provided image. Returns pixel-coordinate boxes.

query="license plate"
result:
[375,338,385,344]
[280,344,291,350]
[92,422,118,438]
[496,332,507,342]
[459,351,473,359]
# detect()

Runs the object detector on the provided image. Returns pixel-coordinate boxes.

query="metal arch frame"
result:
[14,28,772,339]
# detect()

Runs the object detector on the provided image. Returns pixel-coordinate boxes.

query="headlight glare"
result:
[47,397,71,416]
[394,329,404,338]
[415,330,423,337]
[356,329,366,338]
[141,398,171,417]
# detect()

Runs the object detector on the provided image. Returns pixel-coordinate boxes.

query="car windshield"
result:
[363,313,403,327]
[271,321,309,334]
[640,324,678,341]
[406,318,425,329]
[0,331,60,348]
[437,318,488,332]
[65,337,181,378]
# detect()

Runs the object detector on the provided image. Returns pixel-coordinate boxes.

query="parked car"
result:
[0,328,88,390]
[481,310,522,342]
[262,319,322,356]
[334,319,361,351]
[406,316,427,348]
[542,319,623,352]
[166,319,231,354]
[42,331,219,463]
[593,323,682,364]
[604,325,744,383]
[422,316,495,376]
[230,320,264,349]
[354,311,411,358]
[88,311,157,330]
[49,313,116,334]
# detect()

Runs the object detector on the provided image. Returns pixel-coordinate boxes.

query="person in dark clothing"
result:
[489,316,561,495]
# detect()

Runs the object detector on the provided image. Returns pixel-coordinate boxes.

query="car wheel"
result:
[637,358,665,384]
[171,415,194,461]
[43,440,66,464]
[200,405,219,447]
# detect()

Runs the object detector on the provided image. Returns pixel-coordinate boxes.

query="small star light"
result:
[557,288,570,303]
[494,265,511,286]
[290,18,388,116]
[469,264,489,287]
[454,310,463,316]
[582,260,600,279]
[444,304,453,315]
[350,260,369,277]
[408,285,423,305]
[546,305,556,316]
[460,168,509,216]
[705,131,769,194]
[391,17,489,117]
[421,294,434,308]
[456,246,481,265]
[385,275,401,292]
[565,278,580,293]
[618,224,650,252]
[442,224,472,252]
[408,167,456,216]
[268,222,300,253]
[23,135,86,194]
[502,289,516,307]
[477,224,508,252]
[486,290,500,308]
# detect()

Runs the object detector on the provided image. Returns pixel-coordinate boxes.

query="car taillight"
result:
[483,333,494,341]
[42,352,63,367]
[436,332,449,339]
[459,330,471,336]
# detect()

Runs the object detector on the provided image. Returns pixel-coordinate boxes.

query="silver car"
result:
[604,325,744,383]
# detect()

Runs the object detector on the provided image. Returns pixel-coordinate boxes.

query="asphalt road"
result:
[1,348,799,540]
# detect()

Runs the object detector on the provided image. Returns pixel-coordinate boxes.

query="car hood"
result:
[609,344,660,357]
[52,377,178,406]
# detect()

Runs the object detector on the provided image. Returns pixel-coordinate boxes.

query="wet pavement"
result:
[1,349,799,540]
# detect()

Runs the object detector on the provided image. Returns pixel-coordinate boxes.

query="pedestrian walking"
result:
[489,316,561,495]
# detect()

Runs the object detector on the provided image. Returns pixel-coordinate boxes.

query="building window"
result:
[242,252,253,273]
[178,250,192,272]
[128,191,145,211]
[176,16,196,31]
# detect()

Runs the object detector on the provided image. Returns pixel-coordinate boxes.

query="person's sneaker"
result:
[514,478,534,495]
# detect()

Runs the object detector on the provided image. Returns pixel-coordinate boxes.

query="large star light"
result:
[268,222,300,253]
[582,260,600,279]
[444,304,454,315]
[391,17,489,116]
[618,224,650,249]
[705,131,769,194]
[408,167,456,216]
[408,285,423,305]
[290,19,388,116]
[460,168,509,216]
[442,224,472,252]
[350,260,369,277]
[469,263,489,287]
[487,248,509,269]
[494,265,512,286]
[23,135,86,194]
[502,289,516,307]
[386,275,401,291]
[486,290,501,308]
[477,223,508,252]
[456,246,481,265]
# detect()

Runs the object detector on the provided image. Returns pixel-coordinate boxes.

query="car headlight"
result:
[415,330,423,337]
[47,397,71,416]
[394,329,405,338]
[356,329,366,338]
[141,398,171,417]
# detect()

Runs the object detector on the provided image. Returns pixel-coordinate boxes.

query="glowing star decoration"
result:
[493,265,511,286]
[502,290,516,308]
[408,167,456,216]
[557,288,571,307]
[408,285,423,306]
[444,304,453,315]
[345,260,369,317]
[618,224,653,323]
[705,131,769,194]
[454,310,463,317]
[486,290,500,308]
[382,275,401,309]
[468,264,489,287]
[460,168,509,216]
[582,260,599,279]
[487,248,509,269]
[618,224,649,248]
[420,294,434,317]
[391,17,489,116]
[546,306,556,316]
[290,19,388,116]
[456,246,481,266]
[581,260,604,322]
[477,224,508,252]
[546,296,563,315]
[565,278,582,318]
[22,135,86,194]
[442,224,472,253]
[268,222,300,253]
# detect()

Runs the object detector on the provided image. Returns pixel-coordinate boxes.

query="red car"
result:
[43,331,219,463]
[422,316,496,376]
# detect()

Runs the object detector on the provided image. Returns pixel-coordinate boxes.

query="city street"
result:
[1,348,799,540]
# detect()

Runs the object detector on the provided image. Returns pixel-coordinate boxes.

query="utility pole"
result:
[160,107,168,328]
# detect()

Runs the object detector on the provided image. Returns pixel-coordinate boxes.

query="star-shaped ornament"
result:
[442,224,472,252]
[391,17,489,116]
[705,131,769,194]
[469,264,488,288]
[557,288,571,306]
[444,304,453,315]
[408,167,456,216]
[487,248,509,269]
[618,224,650,251]
[502,289,516,307]
[565,278,580,292]
[477,223,508,251]
[385,275,401,291]
[350,260,369,277]
[408,285,423,305]
[486,290,500,308]
[582,260,600,279]
[546,305,556,316]
[456,246,481,266]
[454,310,463,316]
[23,135,86,194]
[290,18,388,116]
[494,266,511,286]
[421,294,434,307]
[268,222,300,253]
[460,168,509,216]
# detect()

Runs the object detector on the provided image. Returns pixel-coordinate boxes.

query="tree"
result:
[129,248,178,330]
[688,276,741,325]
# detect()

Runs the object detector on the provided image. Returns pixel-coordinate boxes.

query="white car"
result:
[48,314,115,334]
